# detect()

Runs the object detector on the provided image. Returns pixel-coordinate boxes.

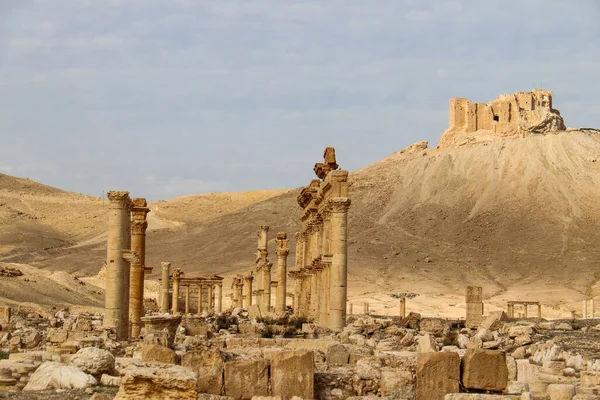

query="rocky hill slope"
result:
[3,129,600,317]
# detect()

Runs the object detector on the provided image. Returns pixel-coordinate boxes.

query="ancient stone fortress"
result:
[439,89,567,148]
[5,143,600,400]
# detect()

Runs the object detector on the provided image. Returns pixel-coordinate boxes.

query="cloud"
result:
[0,0,599,199]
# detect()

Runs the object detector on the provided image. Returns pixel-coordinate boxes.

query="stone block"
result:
[270,350,313,399]
[141,344,178,365]
[418,333,437,353]
[46,328,69,344]
[462,349,508,391]
[444,395,521,399]
[546,384,575,400]
[416,351,460,400]
[23,361,97,391]
[466,302,484,329]
[224,360,269,400]
[381,368,414,399]
[517,360,539,383]
[181,349,224,395]
[481,311,509,330]
[582,371,600,387]
[115,365,197,400]
[326,344,349,365]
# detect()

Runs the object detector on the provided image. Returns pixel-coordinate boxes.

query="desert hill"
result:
[3,128,600,318]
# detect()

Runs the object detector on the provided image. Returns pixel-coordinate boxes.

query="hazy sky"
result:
[1,0,599,200]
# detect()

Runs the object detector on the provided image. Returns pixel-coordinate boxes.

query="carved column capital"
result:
[107,191,130,208]
[327,197,351,213]
[131,220,148,235]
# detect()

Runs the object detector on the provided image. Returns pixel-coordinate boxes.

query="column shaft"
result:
[329,198,350,330]
[216,284,223,312]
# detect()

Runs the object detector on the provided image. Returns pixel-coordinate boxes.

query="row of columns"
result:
[290,147,351,331]
[235,227,290,313]
[105,191,151,340]
[160,263,223,315]
[507,302,542,318]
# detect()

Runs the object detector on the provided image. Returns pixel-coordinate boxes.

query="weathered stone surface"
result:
[141,344,178,365]
[444,395,521,399]
[326,343,349,365]
[270,350,313,399]
[462,349,508,391]
[381,368,414,399]
[24,361,97,391]
[546,384,575,400]
[100,374,120,386]
[581,371,600,387]
[181,349,225,395]
[481,311,509,330]
[420,318,446,336]
[224,360,269,400]
[71,347,115,376]
[417,351,460,400]
[46,328,69,344]
[418,333,437,354]
[115,365,197,400]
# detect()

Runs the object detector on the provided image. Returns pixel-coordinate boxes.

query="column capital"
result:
[131,220,148,235]
[161,262,171,270]
[327,197,351,213]
[107,191,131,208]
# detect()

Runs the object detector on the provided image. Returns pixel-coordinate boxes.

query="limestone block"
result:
[23,361,97,390]
[506,381,529,394]
[546,384,575,400]
[481,311,509,330]
[517,360,539,383]
[418,333,437,353]
[514,335,533,347]
[400,331,415,346]
[420,318,447,336]
[466,302,484,329]
[380,368,414,399]
[416,351,460,400]
[76,314,93,331]
[46,328,69,344]
[475,328,494,342]
[270,350,314,399]
[115,365,197,400]
[507,356,517,381]
[581,371,600,387]
[444,395,521,399]
[181,349,225,395]
[141,344,178,365]
[71,347,115,376]
[224,360,269,400]
[326,344,349,365]
[100,374,120,386]
[508,326,534,338]
[555,323,573,331]
[462,349,508,391]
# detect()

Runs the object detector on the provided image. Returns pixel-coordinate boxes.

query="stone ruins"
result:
[5,144,600,400]
[439,89,567,148]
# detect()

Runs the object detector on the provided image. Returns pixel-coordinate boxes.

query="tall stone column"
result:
[185,285,190,314]
[591,299,595,319]
[584,300,588,319]
[310,270,318,320]
[275,233,289,314]
[400,297,406,318]
[171,268,183,315]
[197,285,202,314]
[129,198,150,338]
[208,284,214,311]
[262,263,272,311]
[537,303,542,318]
[328,197,351,330]
[216,283,223,312]
[466,286,484,328]
[507,303,514,318]
[160,262,171,313]
[235,282,244,308]
[105,191,134,340]
[524,305,528,318]
[244,274,253,308]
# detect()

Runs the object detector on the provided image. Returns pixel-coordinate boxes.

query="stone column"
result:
[235,282,244,308]
[275,233,289,315]
[197,285,202,315]
[363,302,369,315]
[400,297,406,318]
[263,262,272,311]
[208,284,214,311]
[591,299,595,319]
[105,191,133,340]
[584,300,588,319]
[160,262,171,313]
[318,268,327,324]
[171,268,183,315]
[465,286,483,328]
[244,273,254,308]
[349,303,353,315]
[129,198,150,338]
[328,197,351,330]
[185,285,190,314]
[507,303,514,318]
[310,271,318,320]
[537,303,542,318]
[216,283,223,312]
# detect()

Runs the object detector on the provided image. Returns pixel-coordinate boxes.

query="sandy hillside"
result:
[3,130,600,318]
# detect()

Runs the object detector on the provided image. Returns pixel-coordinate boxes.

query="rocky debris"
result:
[115,364,197,400]
[181,349,225,395]
[141,344,178,364]
[224,360,269,399]
[70,347,115,376]
[23,361,97,391]
[0,265,23,277]
[400,140,428,154]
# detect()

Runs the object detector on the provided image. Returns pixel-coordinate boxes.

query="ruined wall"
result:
[440,90,566,148]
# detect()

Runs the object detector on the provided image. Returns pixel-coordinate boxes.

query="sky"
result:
[0,0,599,200]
